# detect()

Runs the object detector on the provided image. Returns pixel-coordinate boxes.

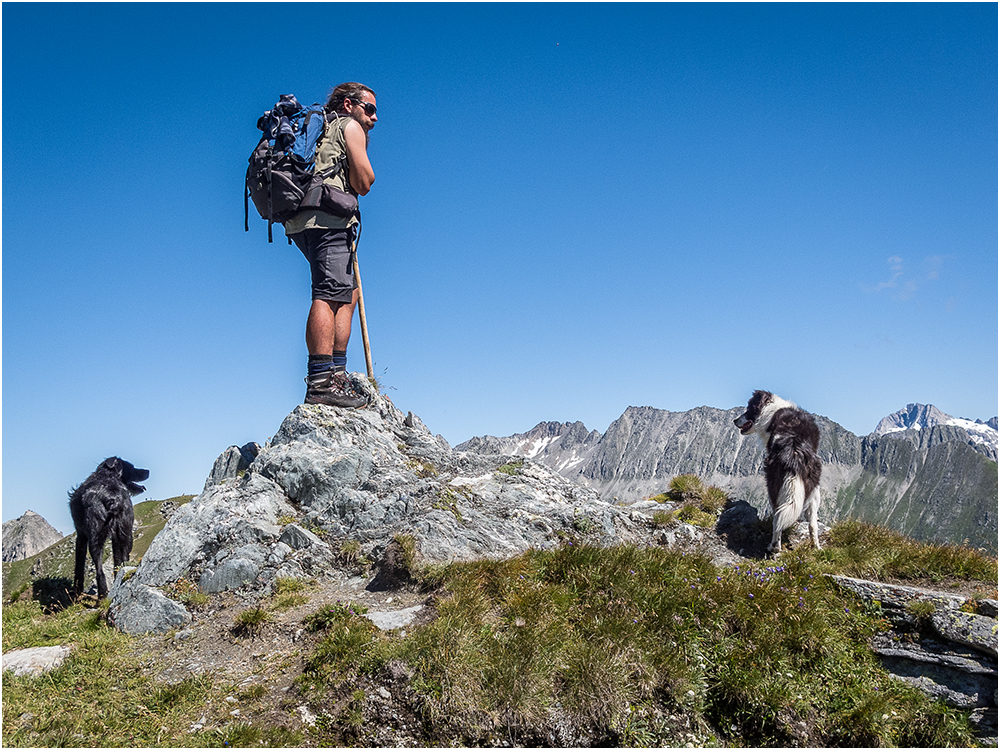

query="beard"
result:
[348,110,373,145]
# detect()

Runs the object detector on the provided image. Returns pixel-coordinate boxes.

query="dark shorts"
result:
[290,227,358,303]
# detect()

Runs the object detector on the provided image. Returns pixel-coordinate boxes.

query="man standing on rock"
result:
[284,82,377,408]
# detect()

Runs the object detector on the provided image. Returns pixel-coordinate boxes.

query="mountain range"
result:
[3,403,996,564]
[457,402,998,551]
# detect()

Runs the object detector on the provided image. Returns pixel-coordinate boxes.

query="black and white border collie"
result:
[734,390,822,554]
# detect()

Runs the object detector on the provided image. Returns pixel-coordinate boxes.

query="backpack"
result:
[245,94,359,242]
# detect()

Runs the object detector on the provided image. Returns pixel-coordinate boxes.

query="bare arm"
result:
[344,119,375,196]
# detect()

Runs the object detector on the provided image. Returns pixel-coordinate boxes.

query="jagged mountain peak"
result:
[456,420,602,473]
[874,403,952,435]
[2,509,64,562]
[874,403,998,458]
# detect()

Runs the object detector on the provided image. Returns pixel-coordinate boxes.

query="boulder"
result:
[830,572,998,738]
[106,581,191,635]
[931,608,998,657]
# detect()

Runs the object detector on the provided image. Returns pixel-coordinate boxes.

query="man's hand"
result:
[344,119,375,196]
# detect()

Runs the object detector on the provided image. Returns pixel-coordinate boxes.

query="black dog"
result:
[68,457,149,598]
[734,390,822,554]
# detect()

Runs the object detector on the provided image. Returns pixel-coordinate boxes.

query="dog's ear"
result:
[101,457,123,476]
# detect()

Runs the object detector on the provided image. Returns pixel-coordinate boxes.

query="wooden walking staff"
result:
[352,253,374,380]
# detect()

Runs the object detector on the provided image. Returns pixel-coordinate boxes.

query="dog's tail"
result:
[773,475,806,536]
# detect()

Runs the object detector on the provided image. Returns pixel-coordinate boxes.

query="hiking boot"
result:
[304,370,368,408]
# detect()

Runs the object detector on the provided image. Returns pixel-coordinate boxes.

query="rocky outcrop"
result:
[458,406,998,550]
[203,442,261,491]
[830,575,998,743]
[2,510,63,562]
[108,377,646,634]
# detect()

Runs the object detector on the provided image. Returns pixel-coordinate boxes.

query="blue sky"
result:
[3,3,996,534]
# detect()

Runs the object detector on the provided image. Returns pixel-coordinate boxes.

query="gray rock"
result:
[832,571,998,737]
[2,645,72,676]
[980,599,999,618]
[931,608,998,657]
[199,557,259,593]
[130,473,293,588]
[107,582,191,634]
[364,605,425,631]
[877,649,995,709]
[279,524,328,551]
[268,542,293,564]
[203,442,261,490]
[716,499,760,530]
[109,375,648,633]
[873,627,997,712]
[828,575,968,612]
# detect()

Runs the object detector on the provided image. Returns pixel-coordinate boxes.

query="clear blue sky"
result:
[3,3,996,534]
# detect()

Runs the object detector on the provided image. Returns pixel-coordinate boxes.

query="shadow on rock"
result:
[368,538,417,592]
[716,500,774,560]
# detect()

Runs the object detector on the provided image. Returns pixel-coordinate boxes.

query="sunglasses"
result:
[351,99,377,117]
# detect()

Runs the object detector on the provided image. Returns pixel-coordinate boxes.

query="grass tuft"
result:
[232,606,271,637]
[165,577,210,609]
[649,476,730,529]
[822,519,998,585]
[273,576,314,608]
[496,458,525,476]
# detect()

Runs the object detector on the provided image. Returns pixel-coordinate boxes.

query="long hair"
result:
[325,82,376,114]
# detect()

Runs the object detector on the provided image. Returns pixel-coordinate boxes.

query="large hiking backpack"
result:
[245,94,359,242]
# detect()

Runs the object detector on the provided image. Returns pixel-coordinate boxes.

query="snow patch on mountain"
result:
[874,403,997,457]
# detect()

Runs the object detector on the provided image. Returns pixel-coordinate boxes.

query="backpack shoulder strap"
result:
[313,113,352,187]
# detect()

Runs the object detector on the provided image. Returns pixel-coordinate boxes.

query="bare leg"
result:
[306,290,359,356]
